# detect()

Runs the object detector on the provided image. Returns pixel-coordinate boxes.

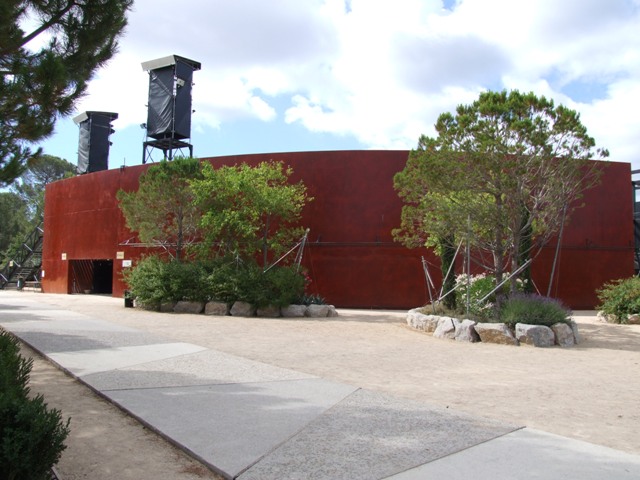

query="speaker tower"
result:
[141,55,201,163]
[73,111,118,174]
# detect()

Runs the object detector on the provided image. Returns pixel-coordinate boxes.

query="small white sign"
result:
[122,260,132,268]
[41,270,45,278]
[116,251,125,260]
[61,253,67,260]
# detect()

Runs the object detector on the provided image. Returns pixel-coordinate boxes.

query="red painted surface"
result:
[42,151,633,309]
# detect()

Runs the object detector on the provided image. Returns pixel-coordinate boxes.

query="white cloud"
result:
[70,0,640,166]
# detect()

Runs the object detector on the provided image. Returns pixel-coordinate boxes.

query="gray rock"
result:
[327,305,339,317]
[455,319,480,342]
[204,301,228,316]
[160,302,176,313]
[257,305,281,318]
[628,314,640,325]
[474,323,518,345]
[407,310,439,333]
[173,301,205,314]
[570,320,580,344]
[406,310,430,330]
[281,304,307,318]
[552,322,575,347]
[433,317,458,340]
[230,301,255,317]
[516,323,555,347]
[306,304,331,317]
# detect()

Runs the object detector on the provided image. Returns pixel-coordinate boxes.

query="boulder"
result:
[160,302,176,313]
[515,323,555,347]
[406,309,439,333]
[433,317,458,340]
[455,319,480,342]
[306,304,331,317]
[230,301,256,317]
[204,301,229,316]
[406,309,430,330]
[569,320,580,344]
[474,323,518,345]
[281,304,308,318]
[327,305,339,317]
[628,314,640,325]
[257,305,281,318]
[173,301,205,314]
[551,322,575,347]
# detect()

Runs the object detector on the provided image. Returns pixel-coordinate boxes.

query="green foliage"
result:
[0,191,29,264]
[0,331,32,400]
[500,294,570,327]
[122,255,172,308]
[122,255,210,307]
[596,277,640,324]
[0,330,70,480]
[454,273,497,320]
[296,293,327,306]
[117,157,203,261]
[393,89,607,295]
[11,155,76,218]
[191,161,311,266]
[124,255,308,309]
[207,261,306,308]
[0,0,133,186]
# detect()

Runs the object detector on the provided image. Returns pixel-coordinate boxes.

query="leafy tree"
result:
[394,90,608,302]
[190,161,311,267]
[0,191,29,264]
[12,154,75,219]
[117,157,203,262]
[0,0,133,186]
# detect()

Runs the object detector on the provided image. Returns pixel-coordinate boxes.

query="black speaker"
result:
[142,55,201,141]
[73,111,118,174]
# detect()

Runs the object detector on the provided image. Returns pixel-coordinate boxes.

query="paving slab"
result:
[8,329,175,354]
[82,348,316,390]
[48,343,207,376]
[0,307,137,332]
[105,378,358,479]
[239,388,519,480]
[385,428,640,479]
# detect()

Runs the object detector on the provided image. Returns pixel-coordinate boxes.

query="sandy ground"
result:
[9,292,640,477]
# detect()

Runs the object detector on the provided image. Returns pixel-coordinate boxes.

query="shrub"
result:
[596,277,640,324]
[0,331,32,400]
[233,262,306,308]
[454,273,529,321]
[454,273,498,320]
[123,256,211,307]
[122,255,169,308]
[125,255,311,309]
[500,294,570,327]
[0,330,70,480]
[296,293,327,306]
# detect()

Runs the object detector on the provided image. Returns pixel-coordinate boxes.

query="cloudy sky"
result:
[38,0,640,169]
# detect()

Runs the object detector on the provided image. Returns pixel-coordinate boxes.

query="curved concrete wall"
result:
[42,151,633,309]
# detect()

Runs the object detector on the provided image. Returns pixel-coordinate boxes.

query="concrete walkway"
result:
[1,291,639,479]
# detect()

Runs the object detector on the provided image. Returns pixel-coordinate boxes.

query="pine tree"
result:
[0,0,133,186]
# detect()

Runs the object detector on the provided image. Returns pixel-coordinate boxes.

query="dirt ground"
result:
[15,292,640,478]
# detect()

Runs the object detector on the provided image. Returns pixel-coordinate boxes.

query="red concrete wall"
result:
[42,151,633,309]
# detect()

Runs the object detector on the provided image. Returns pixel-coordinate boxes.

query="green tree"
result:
[190,161,311,267]
[117,157,203,262]
[0,191,29,264]
[11,154,75,219]
[394,90,608,301]
[0,0,133,186]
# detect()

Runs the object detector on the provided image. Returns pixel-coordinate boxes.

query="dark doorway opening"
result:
[92,260,113,294]
[69,259,113,294]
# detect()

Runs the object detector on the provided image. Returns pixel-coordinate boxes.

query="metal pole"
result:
[547,203,567,297]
